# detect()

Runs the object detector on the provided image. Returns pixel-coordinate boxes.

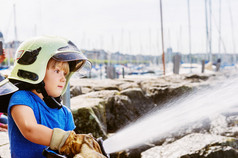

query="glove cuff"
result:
[50,128,70,150]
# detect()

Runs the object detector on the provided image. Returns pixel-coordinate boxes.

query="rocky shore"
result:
[0,70,238,158]
[69,70,238,158]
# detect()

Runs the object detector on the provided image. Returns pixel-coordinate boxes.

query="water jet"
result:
[102,77,238,154]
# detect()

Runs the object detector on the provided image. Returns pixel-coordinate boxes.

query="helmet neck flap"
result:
[36,81,62,109]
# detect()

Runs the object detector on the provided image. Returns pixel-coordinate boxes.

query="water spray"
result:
[102,77,238,154]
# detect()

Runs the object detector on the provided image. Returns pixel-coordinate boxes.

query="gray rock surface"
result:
[70,73,222,137]
[141,133,238,158]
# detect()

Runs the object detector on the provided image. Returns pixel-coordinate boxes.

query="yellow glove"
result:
[50,128,106,158]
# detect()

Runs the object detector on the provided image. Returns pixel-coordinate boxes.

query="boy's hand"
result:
[50,128,106,158]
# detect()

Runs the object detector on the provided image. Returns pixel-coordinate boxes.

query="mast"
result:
[149,28,152,63]
[228,0,236,64]
[187,0,192,72]
[120,28,124,54]
[13,3,18,41]
[205,0,209,60]
[10,3,18,67]
[218,0,221,56]
[128,31,133,63]
[209,0,212,62]
[159,0,165,75]
[156,29,160,66]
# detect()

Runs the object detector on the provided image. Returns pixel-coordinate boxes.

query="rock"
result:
[72,107,107,139]
[70,85,83,97]
[118,82,140,91]
[120,88,154,110]
[104,88,155,132]
[142,83,193,105]
[225,115,238,137]
[181,138,238,158]
[93,86,119,91]
[71,90,120,138]
[209,114,228,135]
[120,88,154,115]
[126,113,237,158]
[71,88,156,133]
[141,133,238,158]
[185,74,210,82]
[68,73,238,158]
[105,94,133,132]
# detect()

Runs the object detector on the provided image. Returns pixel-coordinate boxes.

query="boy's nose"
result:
[60,73,66,82]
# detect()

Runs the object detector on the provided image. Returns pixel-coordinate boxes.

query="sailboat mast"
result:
[205,0,209,61]
[9,3,18,67]
[209,0,212,62]
[228,0,236,64]
[13,3,18,41]
[159,0,165,75]
[187,0,192,72]
[218,0,221,56]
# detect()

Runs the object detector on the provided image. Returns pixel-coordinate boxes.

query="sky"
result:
[0,0,237,56]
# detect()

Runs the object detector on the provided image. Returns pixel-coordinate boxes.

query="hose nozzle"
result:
[97,137,110,158]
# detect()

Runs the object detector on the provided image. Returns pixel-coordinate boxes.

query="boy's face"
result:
[43,63,68,97]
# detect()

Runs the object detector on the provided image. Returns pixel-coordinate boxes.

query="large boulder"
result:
[141,133,238,158]
[72,107,107,138]
[140,113,238,158]
[71,88,155,134]
[143,83,193,105]
[120,88,154,116]
[71,90,119,138]
[106,88,155,132]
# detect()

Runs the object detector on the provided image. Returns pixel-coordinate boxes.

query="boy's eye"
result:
[54,69,67,76]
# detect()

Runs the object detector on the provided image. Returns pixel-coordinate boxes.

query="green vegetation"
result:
[0,58,14,65]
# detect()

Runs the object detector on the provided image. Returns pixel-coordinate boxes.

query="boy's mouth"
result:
[58,85,64,89]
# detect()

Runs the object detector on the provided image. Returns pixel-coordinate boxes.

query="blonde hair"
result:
[47,58,70,76]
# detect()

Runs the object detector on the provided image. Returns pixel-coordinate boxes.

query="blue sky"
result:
[0,0,237,55]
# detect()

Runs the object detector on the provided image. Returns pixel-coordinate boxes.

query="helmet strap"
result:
[36,81,62,109]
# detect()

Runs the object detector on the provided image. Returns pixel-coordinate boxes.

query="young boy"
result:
[6,36,106,158]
